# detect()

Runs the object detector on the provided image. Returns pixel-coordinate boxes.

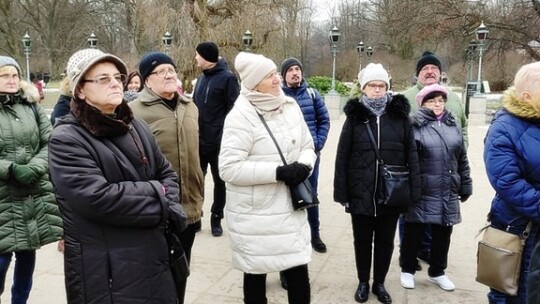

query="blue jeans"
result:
[307,153,321,239]
[0,250,36,304]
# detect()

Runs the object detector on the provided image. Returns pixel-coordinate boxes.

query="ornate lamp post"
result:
[162,31,172,54]
[328,26,341,94]
[466,41,478,82]
[366,46,374,62]
[475,21,489,95]
[21,31,31,81]
[87,32,97,49]
[356,41,365,73]
[242,30,253,51]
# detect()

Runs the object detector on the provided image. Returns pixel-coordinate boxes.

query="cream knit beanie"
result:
[234,52,277,90]
[360,63,390,90]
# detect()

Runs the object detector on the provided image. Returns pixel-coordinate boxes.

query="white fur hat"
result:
[360,63,390,90]
[234,52,277,90]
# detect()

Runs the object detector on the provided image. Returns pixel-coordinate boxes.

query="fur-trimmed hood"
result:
[343,93,411,121]
[502,87,540,123]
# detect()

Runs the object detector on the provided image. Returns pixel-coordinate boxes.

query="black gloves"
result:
[10,164,39,185]
[276,162,311,186]
[460,195,470,203]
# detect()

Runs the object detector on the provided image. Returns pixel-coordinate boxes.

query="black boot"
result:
[210,214,223,237]
[372,282,392,304]
[279,271,288,290]
[354,282,369,303]
[311,237,327,253]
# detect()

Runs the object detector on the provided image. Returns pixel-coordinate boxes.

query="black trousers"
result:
[400,222,452,277]
[243,264,310,304]
[199,149,226,218]
[175,221,199,304]
[351,213,399,284]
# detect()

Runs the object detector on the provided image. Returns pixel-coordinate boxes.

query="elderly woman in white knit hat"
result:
[0,55,63,303]
[334,63,421,304]
[219,52,316,304]
[48,49,187,303]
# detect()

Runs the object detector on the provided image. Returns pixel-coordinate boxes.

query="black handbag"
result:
[365,122,412,207]
[165,225,190,296]
[258,113,318,210]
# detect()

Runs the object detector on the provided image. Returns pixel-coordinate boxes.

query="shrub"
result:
[306,76,349,96]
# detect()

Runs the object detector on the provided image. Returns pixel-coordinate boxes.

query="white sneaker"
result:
[400,272,415,289]
[428,275,455,291]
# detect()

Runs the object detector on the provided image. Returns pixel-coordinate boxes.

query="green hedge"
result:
[306,76,349,96]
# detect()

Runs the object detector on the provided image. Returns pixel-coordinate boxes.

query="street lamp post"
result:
[466,41,478,82]
[356,41,364,73]
[328,26,341,94]
[242,30,253,51]
[87,32,98,49]
[366,46,374,62]
[475,21,489,95]
[21,32,31,82]
[162,31,172,54]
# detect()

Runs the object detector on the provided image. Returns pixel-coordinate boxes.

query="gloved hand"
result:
[276,162,311,186]
[168,202,187,235]
[11,164,39,185]
[460,195,470,203]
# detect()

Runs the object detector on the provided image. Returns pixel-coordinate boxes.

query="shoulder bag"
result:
[365,121,411,207]
[476,222,533,296]
[258,113,318,211]
[165,224,190,298]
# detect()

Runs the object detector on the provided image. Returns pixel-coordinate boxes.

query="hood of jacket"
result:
[502,87,540,123]
[343,93,411,121]
[0,80,41,105]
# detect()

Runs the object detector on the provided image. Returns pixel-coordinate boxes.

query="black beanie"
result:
[196,42,219,63]
[280,57,303,79]
[139,51,176,81]
[416,51,442,76]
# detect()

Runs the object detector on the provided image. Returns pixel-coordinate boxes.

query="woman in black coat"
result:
[334,63,420,304]
[48,48,187,304]
[400,84,472,292]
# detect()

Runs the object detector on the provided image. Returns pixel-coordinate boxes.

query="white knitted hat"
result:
[234,52,277,90]
[0,56,22,75]
[66,48,127,93]
[360,63,389,90]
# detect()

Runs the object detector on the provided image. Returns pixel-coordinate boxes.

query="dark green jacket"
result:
[0,81,63,253]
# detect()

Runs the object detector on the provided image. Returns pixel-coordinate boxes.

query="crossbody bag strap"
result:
[364,121,384,164]
[257,113,288,166]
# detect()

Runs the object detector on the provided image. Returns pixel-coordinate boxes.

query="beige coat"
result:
[130,88,204,224]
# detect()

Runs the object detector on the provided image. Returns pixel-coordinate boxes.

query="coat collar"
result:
[70,98,134,137]
[502,87,540,123]
[343,93,411,121]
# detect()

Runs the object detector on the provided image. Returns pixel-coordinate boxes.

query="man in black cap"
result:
[193,42,240,237]
[401,51,468,272]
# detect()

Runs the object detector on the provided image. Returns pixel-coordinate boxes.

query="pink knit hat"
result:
[415,84,448,106]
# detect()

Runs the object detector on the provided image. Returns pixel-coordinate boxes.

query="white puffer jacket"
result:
[219,94,316,274]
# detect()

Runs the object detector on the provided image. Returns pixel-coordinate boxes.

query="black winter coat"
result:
[404,108,472,225]
[49,100,186,304]
[334,94,421,216]
[193,59,240,154]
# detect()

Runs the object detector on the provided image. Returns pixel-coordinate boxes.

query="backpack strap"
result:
[307,87,315,100]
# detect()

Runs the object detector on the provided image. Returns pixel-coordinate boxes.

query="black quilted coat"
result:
[49,99,185,304]
[334,94,421,216]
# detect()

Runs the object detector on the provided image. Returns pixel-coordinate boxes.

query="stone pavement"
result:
[2,114,494,304]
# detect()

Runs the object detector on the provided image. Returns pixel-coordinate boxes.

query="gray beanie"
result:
[66,48,128,93]
[280,57,302,79]
[0,56,22,75]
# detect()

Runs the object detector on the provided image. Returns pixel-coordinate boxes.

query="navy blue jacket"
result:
[282,80,330,151]
[193,59,240,154]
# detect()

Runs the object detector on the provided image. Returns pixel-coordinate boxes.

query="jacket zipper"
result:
[373,116,381,216]
[204,79,212,104]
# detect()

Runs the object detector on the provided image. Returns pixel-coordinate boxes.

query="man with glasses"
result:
[193,42,240,237]
[130,51,204,304]
[400,51,468,273]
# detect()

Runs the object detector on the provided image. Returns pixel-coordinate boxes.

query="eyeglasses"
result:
[0,73,20,80]
[82,74,126,86]
[149,68,177,77]
[423,99,446,105]
[366,83,386,90]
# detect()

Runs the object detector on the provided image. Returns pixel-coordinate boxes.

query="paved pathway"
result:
[1,115,493,303]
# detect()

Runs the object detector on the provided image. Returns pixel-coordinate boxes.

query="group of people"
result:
[0,38,538,304]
